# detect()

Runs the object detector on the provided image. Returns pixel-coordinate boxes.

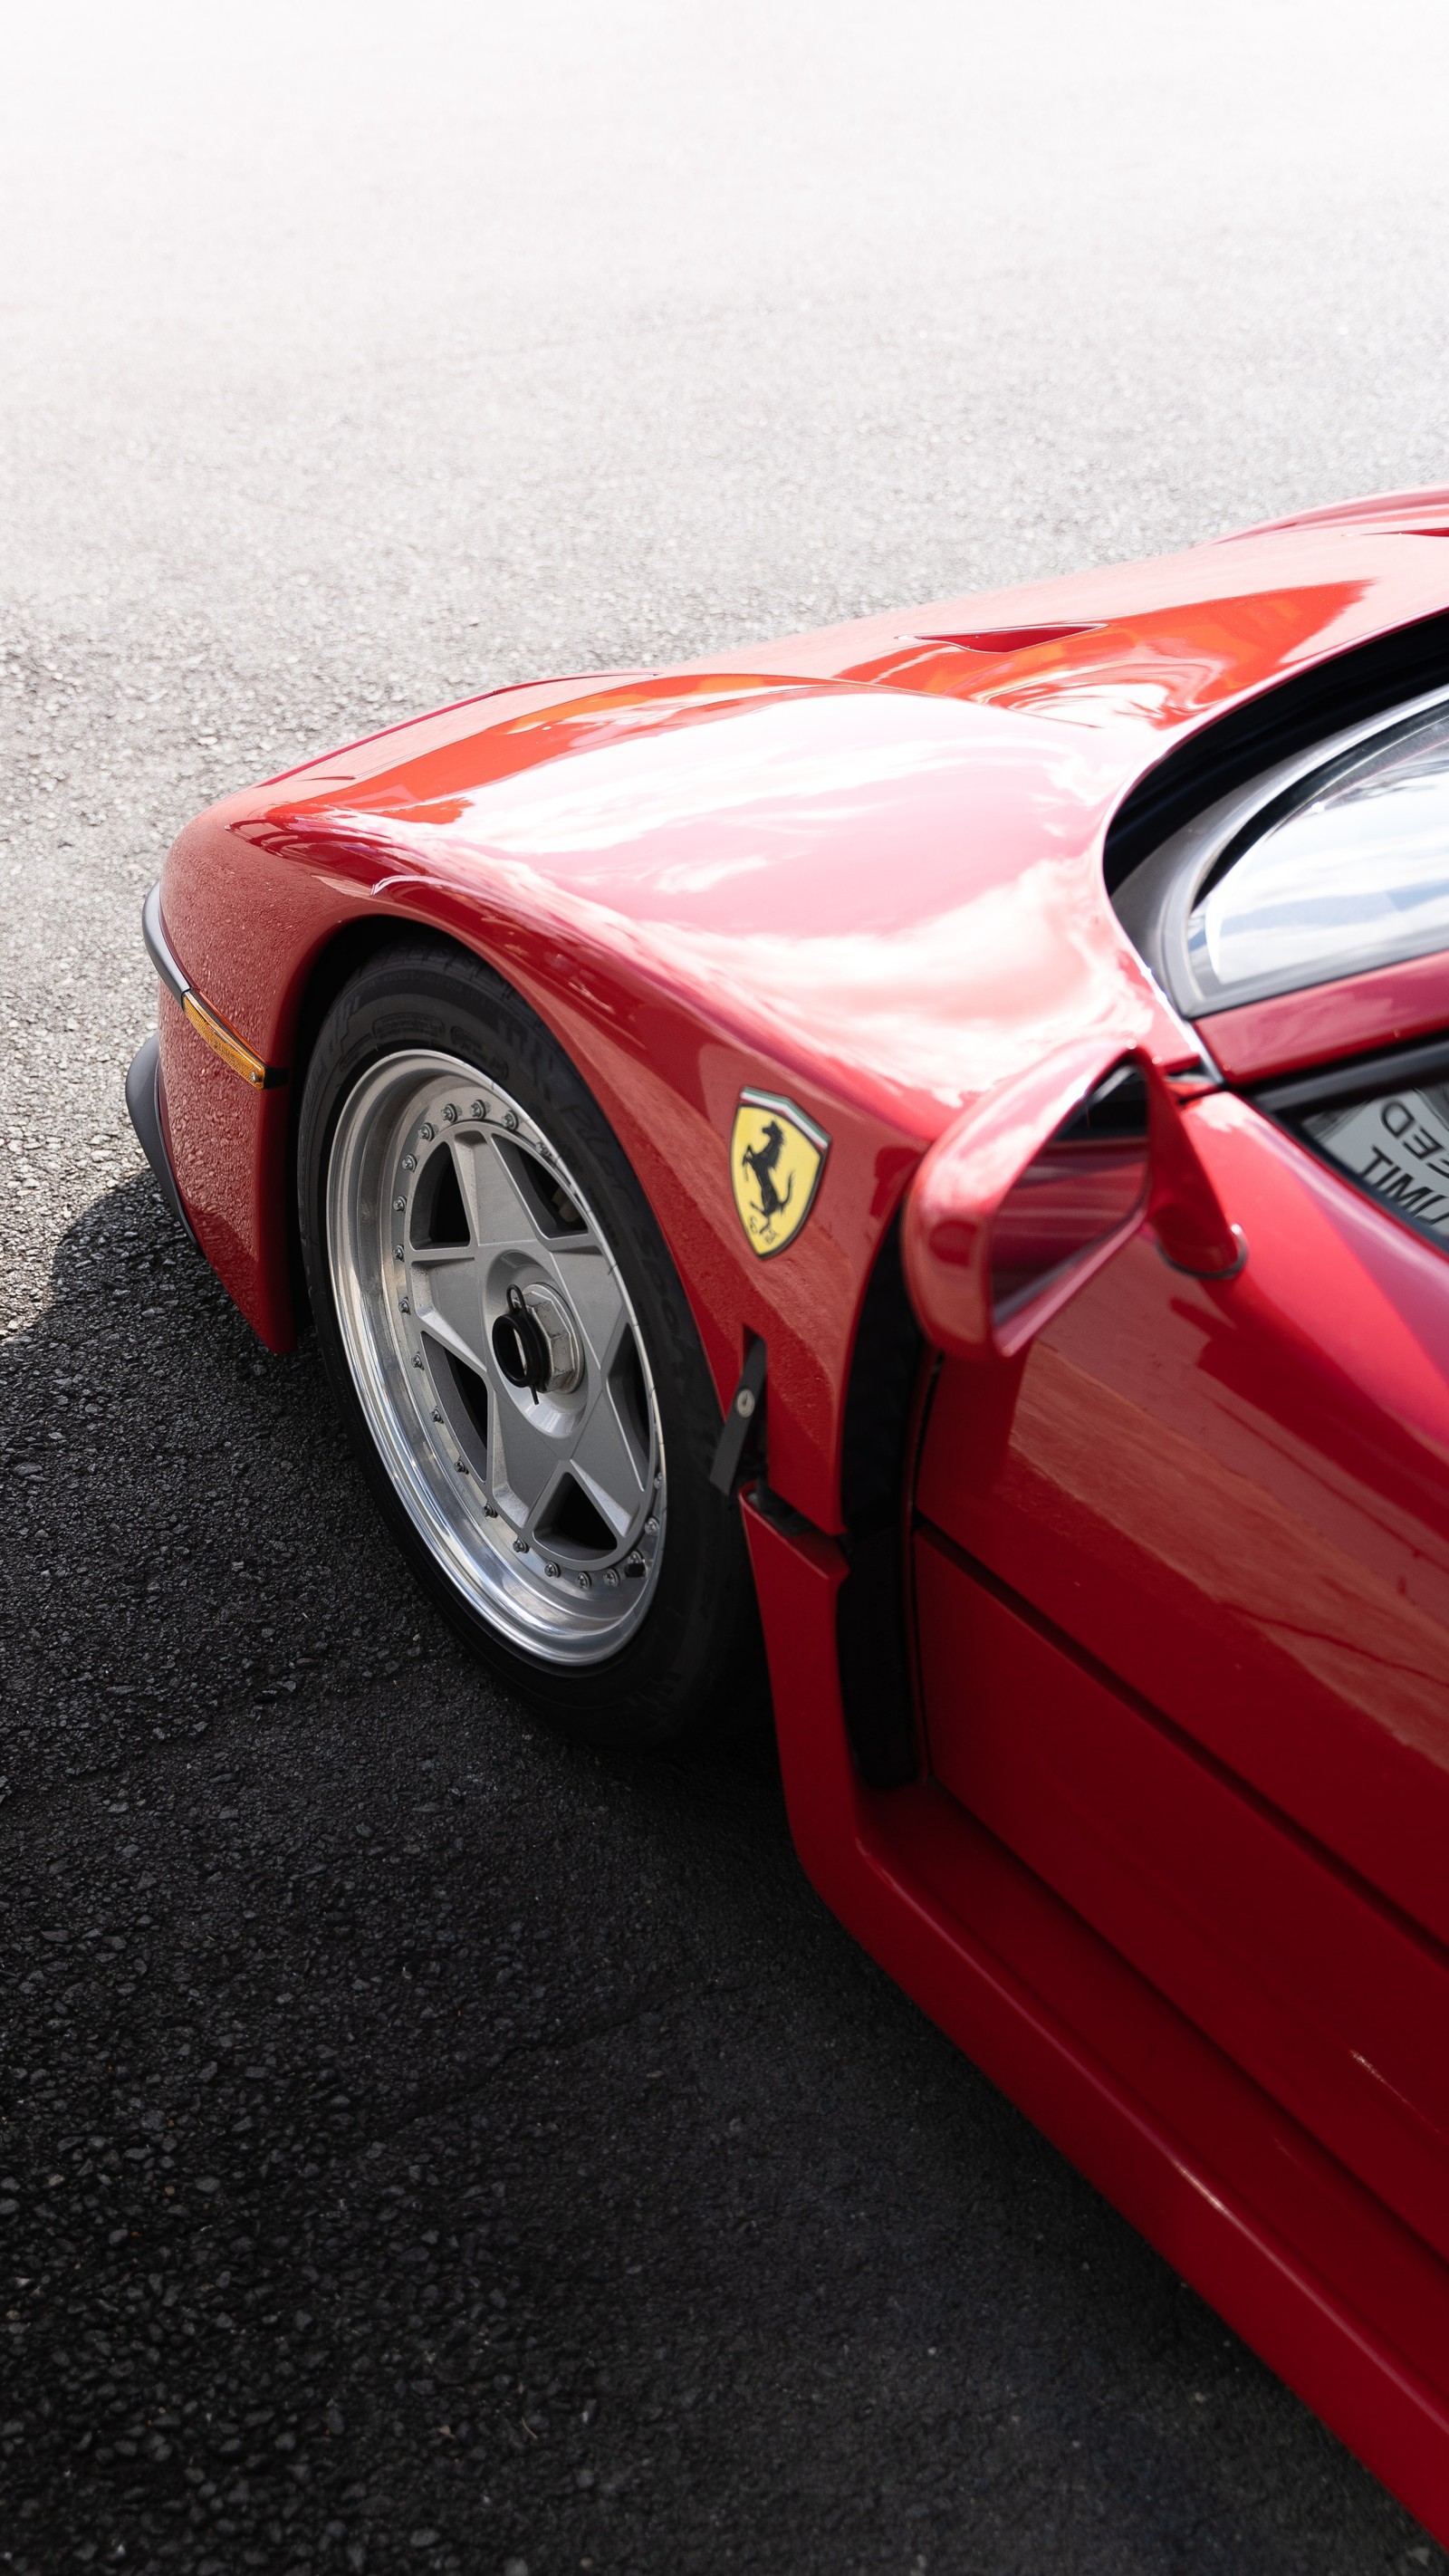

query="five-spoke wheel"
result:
[298,941,762,1745]
[327,1047,665,1663]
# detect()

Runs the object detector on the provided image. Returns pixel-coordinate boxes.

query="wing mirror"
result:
[902,1039,1243,1362]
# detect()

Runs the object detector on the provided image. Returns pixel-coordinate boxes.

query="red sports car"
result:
[129,486,1449,2542]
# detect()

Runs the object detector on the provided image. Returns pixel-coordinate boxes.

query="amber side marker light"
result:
[181,991,279,1090]
[142,883,287,1091]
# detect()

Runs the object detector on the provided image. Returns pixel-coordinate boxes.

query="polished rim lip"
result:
[325,1046,666,1668]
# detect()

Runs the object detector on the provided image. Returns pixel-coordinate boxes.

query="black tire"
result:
[296,936,763,1749]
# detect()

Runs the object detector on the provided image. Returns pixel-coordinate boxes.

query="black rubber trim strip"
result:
[142,881,189,1010]
[124,1032,197,1246]
[1251,1032,1449,1120]
[709,1337,768,1495]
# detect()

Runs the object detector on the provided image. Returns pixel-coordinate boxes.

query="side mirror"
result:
[903,1039,1242,1362]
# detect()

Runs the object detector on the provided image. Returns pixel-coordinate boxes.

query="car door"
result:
[911,687,1449,2264]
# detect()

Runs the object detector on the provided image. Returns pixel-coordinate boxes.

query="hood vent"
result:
[916,624,1099,654]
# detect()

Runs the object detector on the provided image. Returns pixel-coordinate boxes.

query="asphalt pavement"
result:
[4,5,1449,2569]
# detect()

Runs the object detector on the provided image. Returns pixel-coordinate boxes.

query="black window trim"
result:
[1104,605,1449,894]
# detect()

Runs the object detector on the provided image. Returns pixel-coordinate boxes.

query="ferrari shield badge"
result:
[729,1090,830,1257]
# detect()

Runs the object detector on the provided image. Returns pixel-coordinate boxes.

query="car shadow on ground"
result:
[0,1178,1441,2575]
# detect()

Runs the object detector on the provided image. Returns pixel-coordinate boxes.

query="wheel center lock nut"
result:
[493,1288,553,1396]
[492,1284,585,1400]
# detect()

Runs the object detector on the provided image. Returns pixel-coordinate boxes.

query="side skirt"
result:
[743,1492,1449,2548]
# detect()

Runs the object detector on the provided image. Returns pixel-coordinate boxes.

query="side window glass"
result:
[1114,688,1449,1024]
[1188,703,1449,1006]
[1300,1081,1449,1243]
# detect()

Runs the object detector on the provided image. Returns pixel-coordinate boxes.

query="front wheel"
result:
[297,939,763,1748]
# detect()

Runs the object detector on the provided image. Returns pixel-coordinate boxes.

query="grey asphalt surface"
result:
[3,5,1449,2570]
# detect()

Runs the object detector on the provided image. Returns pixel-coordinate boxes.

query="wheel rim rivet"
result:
[419,1122,435,1140]
[444,1104,458,1123]
[513,1536,528,1554]
[544,1560,561,1578]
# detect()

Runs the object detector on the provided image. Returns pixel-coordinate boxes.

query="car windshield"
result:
[1186,702,1449,1005]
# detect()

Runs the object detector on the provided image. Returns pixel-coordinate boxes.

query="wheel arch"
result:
[173,822,920,1537]
[280,911,505,1332]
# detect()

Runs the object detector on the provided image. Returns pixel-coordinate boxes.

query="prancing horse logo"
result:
[729,1091,830,1257]
[742,1119,792,1229]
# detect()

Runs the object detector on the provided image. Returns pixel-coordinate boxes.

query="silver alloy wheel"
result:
[326,1049,666,1664]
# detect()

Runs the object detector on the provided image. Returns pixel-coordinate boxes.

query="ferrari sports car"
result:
[130,487,1449,2540]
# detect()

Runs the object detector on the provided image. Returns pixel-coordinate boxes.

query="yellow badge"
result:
[729,1090,830,1257]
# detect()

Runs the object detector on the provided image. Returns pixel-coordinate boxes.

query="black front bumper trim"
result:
[125,1032,197,1246]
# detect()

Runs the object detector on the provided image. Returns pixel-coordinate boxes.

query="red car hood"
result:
[182,493,1449,1147]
